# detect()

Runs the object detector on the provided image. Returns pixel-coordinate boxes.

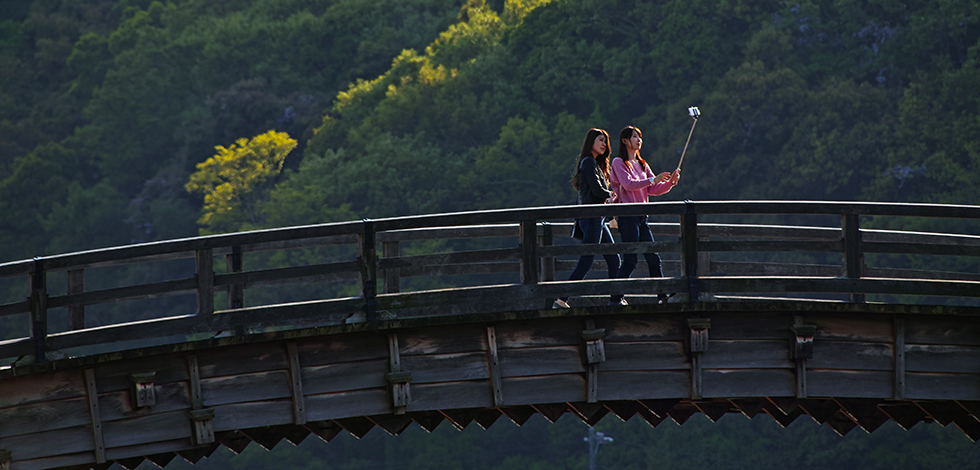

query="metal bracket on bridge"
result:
[189,408,216,445]
[129,372,156,408]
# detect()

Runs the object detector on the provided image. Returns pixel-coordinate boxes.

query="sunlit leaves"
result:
[185,130,297,233]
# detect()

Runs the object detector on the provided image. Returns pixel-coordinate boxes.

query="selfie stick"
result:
[676,106,700,170]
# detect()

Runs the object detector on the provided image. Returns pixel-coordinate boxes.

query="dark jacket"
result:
[577,156,613,205]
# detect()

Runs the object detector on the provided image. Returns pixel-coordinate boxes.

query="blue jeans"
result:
[562,217,621,302]
[617,215,665,282]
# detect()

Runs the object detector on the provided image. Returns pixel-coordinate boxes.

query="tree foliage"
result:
[185,130,297,233]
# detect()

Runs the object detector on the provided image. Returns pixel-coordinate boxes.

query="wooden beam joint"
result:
[0,449,11,470]
[129,372,156,408]
[189,408,216,445]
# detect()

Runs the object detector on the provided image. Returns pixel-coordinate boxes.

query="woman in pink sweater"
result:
[609,126,680,304]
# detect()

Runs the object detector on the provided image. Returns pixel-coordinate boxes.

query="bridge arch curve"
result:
[2,201,980,469]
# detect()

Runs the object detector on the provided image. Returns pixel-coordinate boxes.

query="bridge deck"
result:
[2,201,980,470]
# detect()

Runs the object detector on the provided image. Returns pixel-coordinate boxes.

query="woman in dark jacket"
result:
[554,128,624,308]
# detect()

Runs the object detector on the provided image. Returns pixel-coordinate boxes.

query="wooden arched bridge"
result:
[2,201,980,470]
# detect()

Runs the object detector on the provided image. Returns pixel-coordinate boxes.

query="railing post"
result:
[67,269,85,330]
[226,245,244,309]
[681,202,699,303]
[383,241,400,294]
[29,257,47,362]
[195,249,214,315]
[519,220,539,285]
[360,219,377,321]
[541,222,555,309]
[842,214,865,303]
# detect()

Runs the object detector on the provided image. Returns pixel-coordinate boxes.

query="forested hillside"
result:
[2,0,978,260]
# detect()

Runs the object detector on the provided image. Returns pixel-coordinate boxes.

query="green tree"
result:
[185,130,297,233]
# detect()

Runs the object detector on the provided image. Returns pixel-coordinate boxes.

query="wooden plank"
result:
[497,346,586,377]
[396,262,519,278]
[600,342,688,371]
[497,375,586,405]
[494,321,581,349]
[808,341,894,371]
[83,369,106,464]
[539,242,679,258]
[905,317,980,346]
[710,261,842,277]
[45,314,209,351]
[10,451,98,470]
[101,409,192,448]
[286,342,306,425]
[301,359,388,395]
[598,371,690,400]
[211,399,294,431]
[376,224,520,243]
[67,270,84,330]
[379,248,521,271]
[400,352,490,384]
[93,353,189,392]
[906,373,980,401]
[187,355,203,409]
[863,241,980,256]
[603,318,683,342]
[399,325,487,356]
[298,334,388,367]
[700,240,843,253]
[487,326,503,407]
[196,343,288,378]
[894,317,905,400]
[304,388,390,422]
[702,369,796,398]
[906,345,980,373]
[0,425,95,461]
[97,382,191,422]
[0,397,91,438]
[811,315,892,342]
[200,370,292,407]
[701,340,794,369]
[102,438,188,463]
[707,315,794,340]
[212,261,360,288]
[382,241,400,294]
[0,299,30,317]
[863,228,980,246]
[0,370,86,409]
[807,370,893,398]
[407,381,494,411]
[195,250,213,315]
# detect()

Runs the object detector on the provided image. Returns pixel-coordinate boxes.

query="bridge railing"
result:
[1,200,980,364]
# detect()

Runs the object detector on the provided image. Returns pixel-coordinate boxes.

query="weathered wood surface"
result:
[1,200,980,469]
[4,304,980,470]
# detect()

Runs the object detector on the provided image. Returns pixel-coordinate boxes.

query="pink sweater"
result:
[609,157,673,203]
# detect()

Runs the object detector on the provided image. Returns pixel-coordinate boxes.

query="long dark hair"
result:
[616,126,649,173]
[571,128,611,190]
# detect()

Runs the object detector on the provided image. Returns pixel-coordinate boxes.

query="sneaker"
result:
[553,299,570,309]
[607,298,629,306]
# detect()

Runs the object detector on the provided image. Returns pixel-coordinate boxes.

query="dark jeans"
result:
[617,215,667,301]
[562,217,621,302]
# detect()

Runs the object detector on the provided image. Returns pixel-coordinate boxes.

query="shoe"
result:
[553,299,570,309]
[658,293,676,305]
[607,298,628,306]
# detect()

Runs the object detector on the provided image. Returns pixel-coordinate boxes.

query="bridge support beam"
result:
[681,203,699,303]
[687,318,710,399]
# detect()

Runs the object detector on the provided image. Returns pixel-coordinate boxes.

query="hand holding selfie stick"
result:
[676,106,700,171]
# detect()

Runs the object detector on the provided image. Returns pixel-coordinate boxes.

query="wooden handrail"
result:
[2,200,980,365]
